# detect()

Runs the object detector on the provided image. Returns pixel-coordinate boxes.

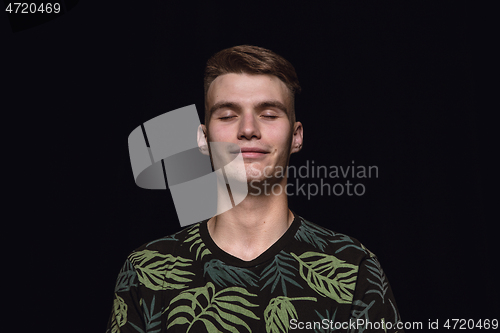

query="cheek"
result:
[206,125,231,142]
[270,134,293,156]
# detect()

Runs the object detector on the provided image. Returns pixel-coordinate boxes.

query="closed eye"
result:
[219,115,278,120]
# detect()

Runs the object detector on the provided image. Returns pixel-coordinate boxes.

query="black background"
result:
[3,1,494,332]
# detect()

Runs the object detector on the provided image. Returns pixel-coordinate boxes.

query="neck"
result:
[207,178,293,261]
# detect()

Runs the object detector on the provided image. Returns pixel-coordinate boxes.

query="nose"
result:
[238,112,261,140]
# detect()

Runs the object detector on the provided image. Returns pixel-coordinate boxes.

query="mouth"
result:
[241,152,267,158]
[233,147,269,158]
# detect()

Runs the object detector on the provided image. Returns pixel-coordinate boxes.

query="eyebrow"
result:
[209,100,288,118]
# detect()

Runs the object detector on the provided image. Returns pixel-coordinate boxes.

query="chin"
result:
[244,164,267,180]
[245,175,267,184]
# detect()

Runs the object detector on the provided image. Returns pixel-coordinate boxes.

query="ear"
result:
[197,124,210,155]
[290,121,303,154]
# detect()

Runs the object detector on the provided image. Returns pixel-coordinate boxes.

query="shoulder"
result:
[120,222,205,290]
[293,214,377,265]
[126,222,204,265]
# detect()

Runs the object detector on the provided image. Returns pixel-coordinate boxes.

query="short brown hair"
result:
[204,45,301,127]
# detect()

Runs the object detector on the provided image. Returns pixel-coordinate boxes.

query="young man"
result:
[107,45,404,332]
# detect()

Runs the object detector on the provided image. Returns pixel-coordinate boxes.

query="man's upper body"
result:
[107,213,403,333]
[107,45,404,332]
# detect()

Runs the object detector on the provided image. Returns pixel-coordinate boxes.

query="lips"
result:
[233,147,269,158]
[240,147,269,154]
[229,147,269,154]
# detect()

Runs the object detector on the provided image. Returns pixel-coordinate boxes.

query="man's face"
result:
[201,73,303,184]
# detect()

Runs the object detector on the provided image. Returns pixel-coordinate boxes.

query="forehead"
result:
[207,73,289,107]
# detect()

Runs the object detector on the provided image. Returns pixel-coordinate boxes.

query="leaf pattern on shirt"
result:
[129,249,194,291]
[294,219,335,250]
[349,299,375,333]
[114,259,138,293]
[204,259,259,288]
[360,242,376,258]
[184,224,211,260]
[165,282,259,332]
[365,257,388,303]
[314,308,338,333]
[109,294,128,333]
[146,233,179,247]
[329,234,366,254]
[129,296,161,333]
[264,296,317,333]
[260,251,303,296]
[291,251,358,304]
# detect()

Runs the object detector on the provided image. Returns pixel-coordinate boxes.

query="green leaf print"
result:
[142,296,162,333]
[204,259,259,287]
[294,219,334,250]
[128,249,194,291]
[360,243,376,258]
[291,251,358,304]
[166,282,260,332]
[314,308,338,333]
[260,251,303,296]
[184,224,211,260]
[264,296,317,333]
[329,234,365,254]
[350,299,375,330]
[365,258,388,303]
[110,293,128,333]
[114,259,138,293]
[146,233,178,247]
